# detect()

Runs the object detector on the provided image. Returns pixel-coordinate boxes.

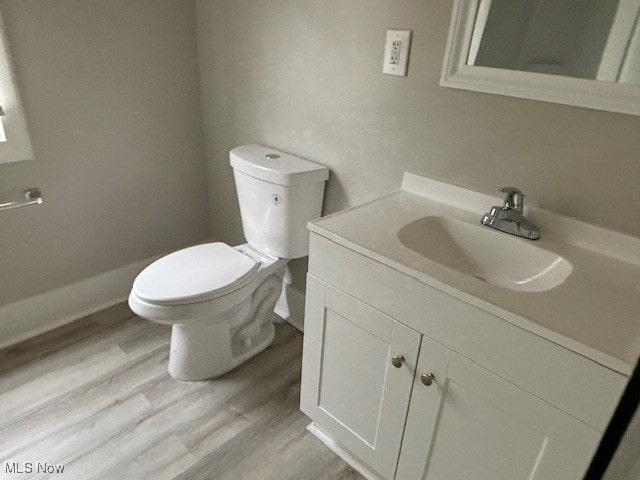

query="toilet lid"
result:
[133,243,259,305]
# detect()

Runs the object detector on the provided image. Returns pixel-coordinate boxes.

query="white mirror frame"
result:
[0,8,34,163]
[441,0,640,116]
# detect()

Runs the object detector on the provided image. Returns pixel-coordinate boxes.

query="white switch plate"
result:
[383,30,412,76]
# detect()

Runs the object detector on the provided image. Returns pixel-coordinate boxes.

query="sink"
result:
[398,216,572,292]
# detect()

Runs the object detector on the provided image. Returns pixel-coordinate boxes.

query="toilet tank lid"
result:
[230,144,329,186]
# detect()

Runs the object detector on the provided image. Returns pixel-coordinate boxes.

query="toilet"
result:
[128,144,329,380]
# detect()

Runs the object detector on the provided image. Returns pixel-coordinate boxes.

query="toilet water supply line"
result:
[234,274,283,345]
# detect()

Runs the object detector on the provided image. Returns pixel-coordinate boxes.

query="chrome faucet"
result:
[481,187,540,240]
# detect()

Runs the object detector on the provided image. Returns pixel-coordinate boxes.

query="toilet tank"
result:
[230,144,329,259]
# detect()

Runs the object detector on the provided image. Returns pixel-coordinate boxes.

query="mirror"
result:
[469,0,640,84]
[442,0,640,115]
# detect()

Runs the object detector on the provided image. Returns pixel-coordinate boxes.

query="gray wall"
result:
[0,0,209,305]
[4,0,637,305]
[196,0,640,291]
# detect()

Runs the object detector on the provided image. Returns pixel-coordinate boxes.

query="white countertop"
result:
[309,174,640,376]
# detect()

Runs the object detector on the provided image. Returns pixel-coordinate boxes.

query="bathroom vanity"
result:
[300,174,640,480]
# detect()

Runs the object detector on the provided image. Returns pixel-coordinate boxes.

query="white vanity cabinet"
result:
[397,337,600,480]
[300,276,421,480]
[300,233,626,480]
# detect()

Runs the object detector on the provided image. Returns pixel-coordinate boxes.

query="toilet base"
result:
[168,321,276,381]
[128,246,288,382]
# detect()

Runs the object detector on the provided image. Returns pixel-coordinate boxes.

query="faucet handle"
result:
[499,186,525,212]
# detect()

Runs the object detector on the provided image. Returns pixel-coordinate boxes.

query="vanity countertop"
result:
[309,174,640,376]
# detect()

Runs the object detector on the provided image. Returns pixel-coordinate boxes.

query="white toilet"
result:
[128,144,329,380]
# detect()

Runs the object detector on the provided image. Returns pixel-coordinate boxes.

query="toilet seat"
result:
[132,243,259,306]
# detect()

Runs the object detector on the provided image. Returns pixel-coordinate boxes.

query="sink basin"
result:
[398,216,572,292]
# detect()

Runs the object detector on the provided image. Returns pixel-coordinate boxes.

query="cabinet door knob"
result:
[421,372,435,386]
[391,355,405,368]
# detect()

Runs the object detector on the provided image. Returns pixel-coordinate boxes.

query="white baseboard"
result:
[275,283,305,332]
[306,423,385,480]
[0,256,157,349]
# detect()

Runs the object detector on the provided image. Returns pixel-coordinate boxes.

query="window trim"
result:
[0,7,34,163]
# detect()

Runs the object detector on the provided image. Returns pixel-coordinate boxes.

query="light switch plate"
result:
[383,30,412,76]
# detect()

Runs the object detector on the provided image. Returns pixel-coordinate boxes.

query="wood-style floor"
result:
[0,303,363,480]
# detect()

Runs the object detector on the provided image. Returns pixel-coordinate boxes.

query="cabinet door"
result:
[394,335,452,480]
[300,276,421,480]
[397,350,602,480]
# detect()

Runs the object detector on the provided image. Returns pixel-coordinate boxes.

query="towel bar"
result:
[0,188,44,212]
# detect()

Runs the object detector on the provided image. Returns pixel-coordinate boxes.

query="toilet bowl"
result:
[129,243,287,379]
[128,144,329,380]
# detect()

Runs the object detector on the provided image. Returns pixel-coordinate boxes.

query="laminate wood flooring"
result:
[0,303,363,480]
